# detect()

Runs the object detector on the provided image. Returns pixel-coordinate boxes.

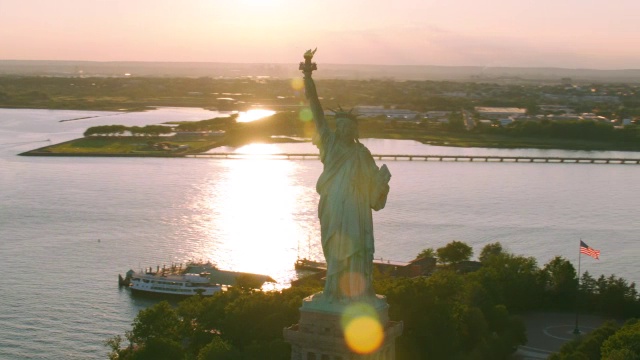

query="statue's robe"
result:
[314,128,389,301]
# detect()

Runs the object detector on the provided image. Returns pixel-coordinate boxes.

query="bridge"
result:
[188,153,640,164]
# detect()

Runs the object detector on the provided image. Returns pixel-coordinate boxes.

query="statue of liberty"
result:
[300,49,391,302]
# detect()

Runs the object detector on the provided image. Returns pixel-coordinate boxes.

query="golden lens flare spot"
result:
[299,108,313,122]
[339,271,366,298]
[291,77,304,90]
[340,303,379,330]
[344,316,384,354]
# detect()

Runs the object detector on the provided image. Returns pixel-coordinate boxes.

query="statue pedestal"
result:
[284,293,403,360]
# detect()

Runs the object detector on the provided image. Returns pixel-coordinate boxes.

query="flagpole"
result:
[573,239,582,335]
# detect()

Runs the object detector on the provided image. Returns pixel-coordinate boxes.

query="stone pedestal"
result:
[284,293,403,360]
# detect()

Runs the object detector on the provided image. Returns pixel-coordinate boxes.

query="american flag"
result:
[580,240,600,260]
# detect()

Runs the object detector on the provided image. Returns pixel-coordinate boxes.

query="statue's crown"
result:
[331,106,358,123]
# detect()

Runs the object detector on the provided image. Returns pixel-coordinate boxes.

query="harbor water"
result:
[1,107,639,359]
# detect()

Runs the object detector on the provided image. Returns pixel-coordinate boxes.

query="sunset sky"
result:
[1,0,638,69]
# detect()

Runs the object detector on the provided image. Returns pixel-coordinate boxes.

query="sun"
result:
[238,0,282,8]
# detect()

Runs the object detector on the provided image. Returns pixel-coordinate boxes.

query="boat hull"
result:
[128,271,222,299]
[129,286,219,298]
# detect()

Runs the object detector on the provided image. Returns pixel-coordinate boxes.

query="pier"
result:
[188,153,640,164]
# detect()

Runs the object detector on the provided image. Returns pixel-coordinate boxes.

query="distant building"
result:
[539,105,575,114]
[475,107,526,119]
[372,256,437,277]
[546,115,582,121]
[498,118,514,126]
[425,111,451,119]
[453,260,483,273]
[582,95,620,103]
[542,93,620,103]
[579,113,609,122]
[351,105,419,120]
[441,91,469,98]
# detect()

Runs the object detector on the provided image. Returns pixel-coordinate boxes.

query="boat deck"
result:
[186,265,276,286]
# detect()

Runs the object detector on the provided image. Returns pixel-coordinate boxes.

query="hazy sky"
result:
[1,0,638,69]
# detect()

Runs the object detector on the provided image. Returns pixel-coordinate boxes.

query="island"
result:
[4,75,640,156]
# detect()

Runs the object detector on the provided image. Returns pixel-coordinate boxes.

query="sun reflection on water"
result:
[189,159,321,288]
[234,143,282,155]
[235,109,276,123]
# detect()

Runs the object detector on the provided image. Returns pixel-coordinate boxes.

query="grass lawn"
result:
[26,137,219,156]
[21,130,640,157]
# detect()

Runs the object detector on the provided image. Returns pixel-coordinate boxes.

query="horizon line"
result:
[1,59,639,72]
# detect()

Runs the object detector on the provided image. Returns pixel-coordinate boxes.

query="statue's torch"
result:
[299,48,317,74]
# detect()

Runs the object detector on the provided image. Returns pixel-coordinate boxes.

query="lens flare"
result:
[299,108,313,122]
[340,303,383,354]
[344,316,384,354]
[340,303,379,329]
[291,77,304,90]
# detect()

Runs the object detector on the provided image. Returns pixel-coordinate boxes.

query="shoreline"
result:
[8,106,640,155]
[19,136,640,158]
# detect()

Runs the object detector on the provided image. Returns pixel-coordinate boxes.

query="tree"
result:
[446,112,465,132]
[83,125,125,137]
[381,270,525,359]
[197,336,238,360]
[132,338,184,360]
[540,256,578,310]
[142,125,172,137]
[129,126,143,137]
[479,242,503,263]
[104,335,125,360]
[436,241,473,265]
[525,101,540,115]
[601,319,640,358]
[130,301,180,344]
[470,252,542,312]
[415,248,436,260]
[593,275,640,317]
[549,320,620,360]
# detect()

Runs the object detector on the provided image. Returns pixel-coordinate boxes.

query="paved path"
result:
[511,312,617,359]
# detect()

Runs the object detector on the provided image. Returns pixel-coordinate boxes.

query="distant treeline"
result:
[3,76,640,119]
[84,125,173,137]
[83,116,236,137]
[480,118,640,142]
[2,60,640,82]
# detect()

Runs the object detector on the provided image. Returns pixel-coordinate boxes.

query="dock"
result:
[186,263,276,286]
[119,262,275,289]
[294,257,411,273]
[188,153,640,164]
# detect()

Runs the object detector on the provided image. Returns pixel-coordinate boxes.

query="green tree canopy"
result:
[601,319,640,359]
[540,256,578,310]
[436,240,473,265]
[479,242,504,263]
[130,301,180,344]
[415,247,436,260]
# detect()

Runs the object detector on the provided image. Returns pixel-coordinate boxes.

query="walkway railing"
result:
[187,153,640,164]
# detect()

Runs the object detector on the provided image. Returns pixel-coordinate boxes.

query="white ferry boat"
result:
[129,272,222,297]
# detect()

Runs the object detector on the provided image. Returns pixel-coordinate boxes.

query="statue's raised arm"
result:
[298,48,391,303]
[299,48,328,134]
